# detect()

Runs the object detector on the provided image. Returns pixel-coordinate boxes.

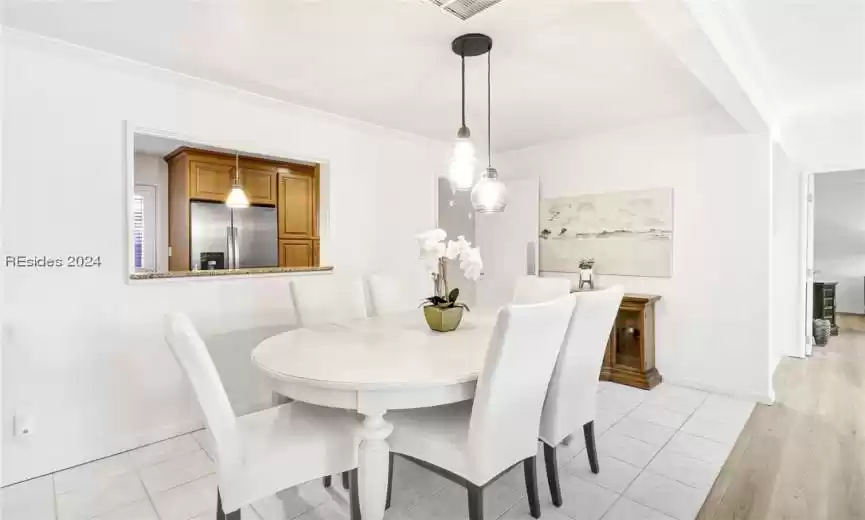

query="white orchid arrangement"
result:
[417,229,483,310]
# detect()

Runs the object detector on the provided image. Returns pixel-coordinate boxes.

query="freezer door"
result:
[232,206,278,268]
[190,202,230,270]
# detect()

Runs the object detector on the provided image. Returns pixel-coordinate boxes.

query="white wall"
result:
[769,142,802,370]
[499,121,774,403]
[1,30,443,483]
[0,17,7,488]
[133,153,169,272]
[781,108,865,174]
[814,171,865,314]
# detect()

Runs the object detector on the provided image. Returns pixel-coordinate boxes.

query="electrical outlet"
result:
[12,413,33,437]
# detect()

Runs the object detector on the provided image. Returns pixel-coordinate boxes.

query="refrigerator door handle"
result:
[232,227,240,268]
[225,226,233,269]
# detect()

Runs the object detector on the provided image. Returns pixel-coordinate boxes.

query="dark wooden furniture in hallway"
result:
[813,281,839,336]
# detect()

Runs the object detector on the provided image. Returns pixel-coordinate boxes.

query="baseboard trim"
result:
[837,312,865,316]
[2,417,205,487]
[662,376,774,405]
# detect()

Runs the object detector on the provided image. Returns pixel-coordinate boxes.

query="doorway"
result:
[802,169,865,351]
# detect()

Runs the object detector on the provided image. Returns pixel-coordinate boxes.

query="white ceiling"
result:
[4,0,730,150]
[737,0,865,114]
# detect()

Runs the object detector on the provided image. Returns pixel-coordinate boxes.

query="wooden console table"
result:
[601,293,662,389]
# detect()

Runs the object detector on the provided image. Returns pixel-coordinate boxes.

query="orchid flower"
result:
[416,228,483,285]
[459,247,483,281]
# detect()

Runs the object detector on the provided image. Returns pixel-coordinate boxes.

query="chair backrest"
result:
[290,275,368,326]
[164,313,242,475]
[367,272,429,316]
[539,286,625,446]
[467,295,576,484]
[512,275,572,305]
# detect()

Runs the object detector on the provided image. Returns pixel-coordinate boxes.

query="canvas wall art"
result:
[539,188,673,277]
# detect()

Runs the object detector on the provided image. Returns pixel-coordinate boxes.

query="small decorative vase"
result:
[424,306,464,332]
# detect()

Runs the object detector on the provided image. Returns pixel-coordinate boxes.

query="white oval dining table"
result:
[250,310,498,520]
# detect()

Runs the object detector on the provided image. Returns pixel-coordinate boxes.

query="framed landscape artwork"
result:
[539,188,673,277]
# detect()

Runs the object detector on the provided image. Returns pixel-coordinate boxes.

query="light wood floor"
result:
[697,322,865,519]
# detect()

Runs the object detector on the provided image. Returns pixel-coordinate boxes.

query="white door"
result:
[475,177,540,309]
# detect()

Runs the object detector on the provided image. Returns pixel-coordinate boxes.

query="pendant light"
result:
[448,34,489,191]
[471,43,507,213]
[225,152,250,208]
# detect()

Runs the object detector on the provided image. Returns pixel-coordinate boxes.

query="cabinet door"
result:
[278,171,316,238]
[279,239,314,267]
[189,160,234,202]
[240,164,277,206]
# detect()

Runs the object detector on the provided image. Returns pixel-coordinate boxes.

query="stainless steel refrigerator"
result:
[190,201,278,270]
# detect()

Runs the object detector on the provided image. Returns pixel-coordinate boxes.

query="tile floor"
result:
[0,382,755,520]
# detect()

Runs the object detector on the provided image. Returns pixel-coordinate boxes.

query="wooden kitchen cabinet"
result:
[278,239,314,268]
[277,169,317,239]
[276,165,319,268]
[240,162,278,206]
[166,147,315,271]
[188,159,234,202]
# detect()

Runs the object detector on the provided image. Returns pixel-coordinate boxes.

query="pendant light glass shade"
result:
[448,131,477,191]
[225,152,250,209]
[225,184,250,208]
[471,166,507,213]
[448,49,478,192]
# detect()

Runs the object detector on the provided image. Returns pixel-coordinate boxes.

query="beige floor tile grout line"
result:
[609,391,711,520]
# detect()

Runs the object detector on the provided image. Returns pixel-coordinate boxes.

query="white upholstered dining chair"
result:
[367,272,429,316]
[290,275,368,326]
[512,275,572,304]
[165,313,362,520]
[538,286,624,507]
[384,295,577,520]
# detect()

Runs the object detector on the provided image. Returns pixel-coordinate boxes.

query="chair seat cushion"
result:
[386,400,476,483]
[224,402,360,509]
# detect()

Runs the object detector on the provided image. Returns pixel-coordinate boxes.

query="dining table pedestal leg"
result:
[358,412,394,520]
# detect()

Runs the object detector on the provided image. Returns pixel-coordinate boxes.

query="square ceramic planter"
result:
[423,306,464,332]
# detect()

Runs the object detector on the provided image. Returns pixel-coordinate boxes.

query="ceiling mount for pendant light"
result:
[447,33,491,192]
[471,36,507,213]
[225,152,250,209]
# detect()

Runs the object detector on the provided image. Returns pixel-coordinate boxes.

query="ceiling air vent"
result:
[427,0,508,21]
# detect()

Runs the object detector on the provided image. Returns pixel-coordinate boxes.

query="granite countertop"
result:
[129,266,333,280]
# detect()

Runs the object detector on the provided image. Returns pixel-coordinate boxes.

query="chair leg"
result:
[467,483,484,520]
[386,452,395,510]
[349,468,361,520]
[216,490,241,520]
[543,443,563,507]
[342,471,350,489]
[323,475,332,488]
[524,456,541,519]
[583,421,599,474]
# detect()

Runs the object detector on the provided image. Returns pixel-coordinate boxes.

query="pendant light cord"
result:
[234,152,240,183]
[487,49,492,168]
[461,52,467,128]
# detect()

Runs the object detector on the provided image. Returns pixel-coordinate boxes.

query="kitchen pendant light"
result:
[471,44,507,213]
[448,34,490,192]
[225,152,250,209]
